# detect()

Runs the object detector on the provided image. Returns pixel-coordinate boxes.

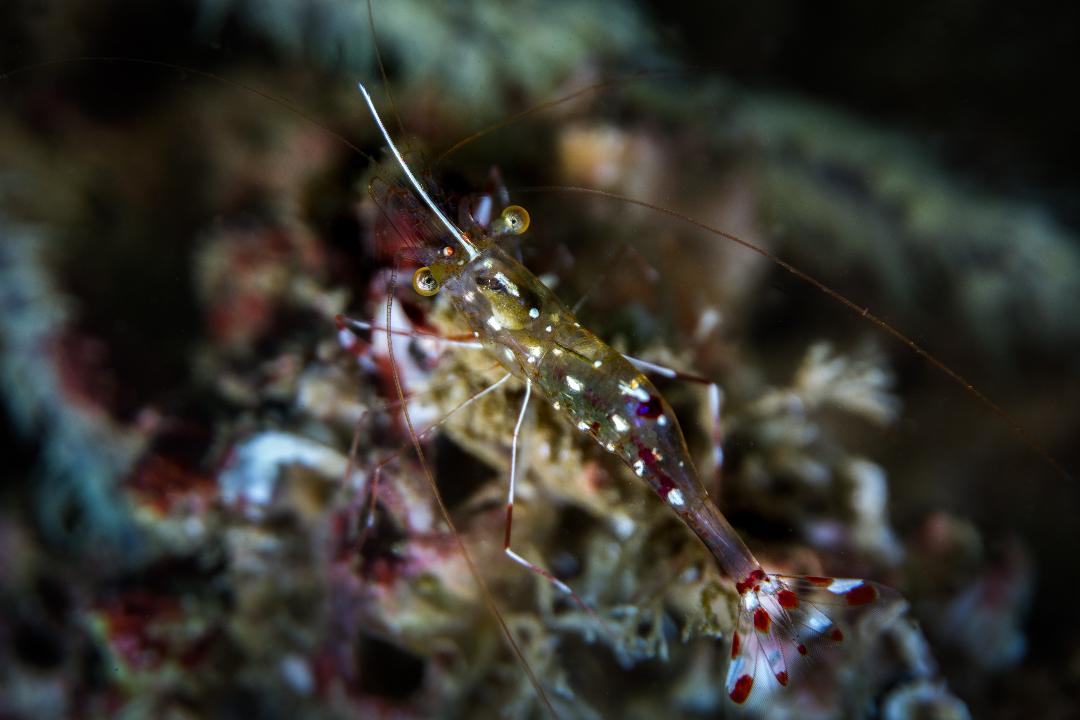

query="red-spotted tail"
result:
[725,570,903,710]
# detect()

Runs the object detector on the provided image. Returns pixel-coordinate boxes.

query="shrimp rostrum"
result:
[353,84,902,713]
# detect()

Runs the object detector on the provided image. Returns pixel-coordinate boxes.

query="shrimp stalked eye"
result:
[498,204,530,236]
[442,245,455,257]
[412,266,440,296]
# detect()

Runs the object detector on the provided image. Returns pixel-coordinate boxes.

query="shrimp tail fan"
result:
[725,571,905,712]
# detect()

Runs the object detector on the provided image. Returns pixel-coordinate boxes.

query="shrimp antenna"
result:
[522,184,1072,483]
[357,82,480,260]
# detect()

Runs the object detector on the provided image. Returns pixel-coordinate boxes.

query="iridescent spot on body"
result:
[635,394,662,419]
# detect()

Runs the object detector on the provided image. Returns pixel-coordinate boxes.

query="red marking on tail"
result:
[845,584,877,606]
[725,573,898,708]
[736,568,767,595]
[729,674,753,704]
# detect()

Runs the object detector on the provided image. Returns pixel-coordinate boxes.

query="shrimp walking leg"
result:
[502,379,594,615]
[348,373,512,552]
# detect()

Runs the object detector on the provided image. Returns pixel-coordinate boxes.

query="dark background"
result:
[654,0,1080,229]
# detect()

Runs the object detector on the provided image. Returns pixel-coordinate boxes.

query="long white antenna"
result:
[357,82,479,260]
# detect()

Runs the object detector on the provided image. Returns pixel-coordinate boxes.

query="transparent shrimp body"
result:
[442,243,761,582]
[436,231,894,707]
[360,83,899,710]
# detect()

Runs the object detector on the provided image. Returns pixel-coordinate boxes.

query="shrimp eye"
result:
[442,246,455,257]
[412,266,440,296]
[500,205,530,235]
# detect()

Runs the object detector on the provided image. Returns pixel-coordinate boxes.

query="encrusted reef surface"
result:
[1,1,1077,718]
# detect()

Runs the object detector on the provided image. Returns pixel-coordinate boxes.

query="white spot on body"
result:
[576,421,590,431]
[805,610,832,633]
[632,459,645,476]
[667,488,685,508]
[487,316,503,331]
[825,578,863,595]
[611,414,629,433]
[593,359,602,368]
[464,291,475,302]
[495,271,520,297]
[566,376,583,392]
[544,325,553,333]
[619,380,650,402]
[552,401,561,410]
[529,307,540,318]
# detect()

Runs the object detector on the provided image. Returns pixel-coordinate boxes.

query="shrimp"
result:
[355,83,902,712]
[1,4,1073,717]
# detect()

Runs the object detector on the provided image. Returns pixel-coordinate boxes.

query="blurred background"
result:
[1,1,1078,718]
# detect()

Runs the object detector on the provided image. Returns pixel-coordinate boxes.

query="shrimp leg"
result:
[349,372,513,552]
[502,379,595,616]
